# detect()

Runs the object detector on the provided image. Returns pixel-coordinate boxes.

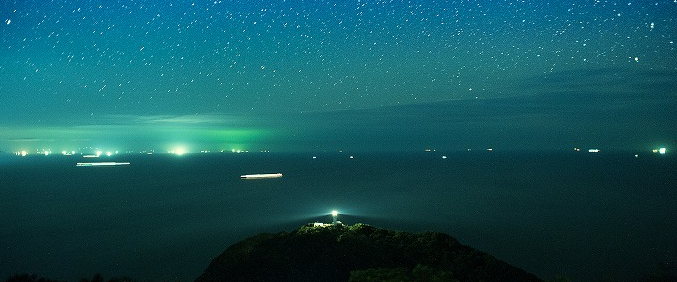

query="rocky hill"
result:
[195,223,542,282]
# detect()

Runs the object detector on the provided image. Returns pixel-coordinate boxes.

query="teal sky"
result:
[1,0,676,153]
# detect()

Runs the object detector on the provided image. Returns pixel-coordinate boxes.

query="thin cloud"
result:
[96,113,259,126]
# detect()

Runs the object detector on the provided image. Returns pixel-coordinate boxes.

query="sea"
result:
[1,151,675,282]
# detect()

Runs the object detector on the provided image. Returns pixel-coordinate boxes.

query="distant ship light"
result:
[240,173,283,179]
[77,162,130,167]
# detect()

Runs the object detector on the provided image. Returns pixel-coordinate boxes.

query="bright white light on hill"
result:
[331,210,339,224]
[659,148,666,154]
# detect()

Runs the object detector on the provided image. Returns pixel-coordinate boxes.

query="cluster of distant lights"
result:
[12,147,670,157]
[14,149,120,157]
[170,149,254,155]
[13,148,256,156]
[571,147,667,155]
[167,147,258,155]
[653,148,667,155]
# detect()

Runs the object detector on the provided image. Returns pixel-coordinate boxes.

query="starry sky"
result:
[1,0,676,153]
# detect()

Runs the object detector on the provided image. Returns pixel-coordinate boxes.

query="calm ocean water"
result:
[1,152,675,282]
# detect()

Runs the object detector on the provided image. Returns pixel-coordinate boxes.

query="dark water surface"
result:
[1,152,675,282]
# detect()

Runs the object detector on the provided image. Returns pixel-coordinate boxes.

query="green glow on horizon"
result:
[0,124,276,153]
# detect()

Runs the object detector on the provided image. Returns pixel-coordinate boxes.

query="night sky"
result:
[1,0,676,153]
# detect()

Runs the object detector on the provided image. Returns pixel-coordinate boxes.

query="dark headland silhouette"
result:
[195,223,542,282]
[6,223,677,282]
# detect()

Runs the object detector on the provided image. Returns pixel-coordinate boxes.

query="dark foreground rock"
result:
[195,223,542,282]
